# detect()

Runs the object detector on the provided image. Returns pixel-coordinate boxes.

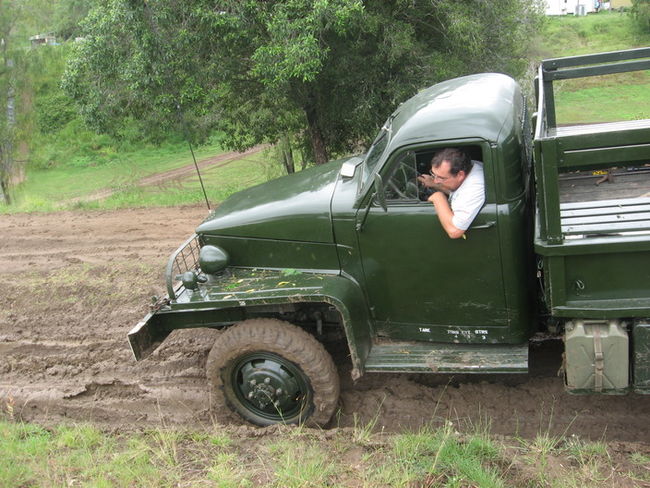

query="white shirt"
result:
[449,161,485,231]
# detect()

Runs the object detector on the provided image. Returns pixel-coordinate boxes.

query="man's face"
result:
[430,160,466,192]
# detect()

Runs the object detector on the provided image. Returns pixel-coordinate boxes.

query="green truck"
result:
[129,47,650,426]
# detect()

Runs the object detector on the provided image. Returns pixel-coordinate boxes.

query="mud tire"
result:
[206,318,340,427]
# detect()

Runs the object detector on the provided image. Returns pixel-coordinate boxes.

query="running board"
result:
[365,342,529,374]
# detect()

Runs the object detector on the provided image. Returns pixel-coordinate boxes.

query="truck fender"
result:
[129,272,372,379]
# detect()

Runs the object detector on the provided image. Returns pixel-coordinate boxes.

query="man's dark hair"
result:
[431,148,472,175]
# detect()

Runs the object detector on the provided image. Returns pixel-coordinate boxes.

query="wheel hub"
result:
[247,378,284,409]
[232,352,308,419]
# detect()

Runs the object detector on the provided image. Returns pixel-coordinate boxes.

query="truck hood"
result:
[196,159,346,243]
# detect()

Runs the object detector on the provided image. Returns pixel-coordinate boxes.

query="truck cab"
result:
[346,73,534,346]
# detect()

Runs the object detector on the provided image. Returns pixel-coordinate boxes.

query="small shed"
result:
[545,0,598,15]
[29,33,56,47]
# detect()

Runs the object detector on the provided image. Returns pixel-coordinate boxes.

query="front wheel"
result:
[206,319,340,426]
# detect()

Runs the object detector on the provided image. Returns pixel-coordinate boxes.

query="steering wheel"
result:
[388,179,409,199]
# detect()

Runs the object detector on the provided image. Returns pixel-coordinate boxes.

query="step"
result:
[365,341,529,374]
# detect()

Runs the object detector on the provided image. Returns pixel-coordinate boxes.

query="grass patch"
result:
[538,11,650,125]
[1,418,647,487]
[371,423,503,487]
[553,71,650,124]
[539,10,650,58]
[269,440,339,487]
[0,421,169,487]
[3,144,279,213]
[5,139,221,211]
[77,149,275,211]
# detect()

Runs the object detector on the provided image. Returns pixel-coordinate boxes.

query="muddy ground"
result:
[1,206,649,450]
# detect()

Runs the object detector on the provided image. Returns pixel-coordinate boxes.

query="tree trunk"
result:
[3,58,14,204]
[0,139,7,204]
[0,168,7,205]
[0,49,13,205]
[304,103,329,165]
[280,134,295,174]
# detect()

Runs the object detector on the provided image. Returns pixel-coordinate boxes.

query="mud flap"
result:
[128,311,171,361]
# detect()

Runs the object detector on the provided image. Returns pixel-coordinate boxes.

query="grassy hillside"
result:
[536,11,650,125]
[3,43,283,213]
[5,139,277,213]
[7,138,277,212]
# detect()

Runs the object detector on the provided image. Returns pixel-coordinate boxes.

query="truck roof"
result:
[387,73,521,150]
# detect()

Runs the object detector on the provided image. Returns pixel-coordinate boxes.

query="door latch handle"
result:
[470,221,496,230]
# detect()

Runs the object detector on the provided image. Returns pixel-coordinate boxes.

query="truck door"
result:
[356,144,508,343]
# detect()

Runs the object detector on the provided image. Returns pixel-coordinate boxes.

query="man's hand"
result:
[417,174,436,188]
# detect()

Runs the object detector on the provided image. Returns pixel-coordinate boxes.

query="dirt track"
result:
[74,145,267,203]
[1,206,650,445]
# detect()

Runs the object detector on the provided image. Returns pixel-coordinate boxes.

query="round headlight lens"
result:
[199,245,229,274]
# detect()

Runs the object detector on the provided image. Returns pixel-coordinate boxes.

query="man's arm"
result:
[428,191,466,239]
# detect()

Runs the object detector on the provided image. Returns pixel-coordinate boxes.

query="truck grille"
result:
[165,234,202,299]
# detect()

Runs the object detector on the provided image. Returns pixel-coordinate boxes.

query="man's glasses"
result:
[430,169,452,181]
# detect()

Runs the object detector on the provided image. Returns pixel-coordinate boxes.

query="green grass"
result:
[71,149,276,211]
[3,418,645,488]
[0,421,173,487]
[554,75,650,123]
[371,423,503,487]
[539,10,649,58]
[538,11,650,125]
[3,143,280,213]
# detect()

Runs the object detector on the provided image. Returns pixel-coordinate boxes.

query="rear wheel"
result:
[206,318,339,426]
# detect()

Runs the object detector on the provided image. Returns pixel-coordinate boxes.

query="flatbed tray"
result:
[560,196,650,238]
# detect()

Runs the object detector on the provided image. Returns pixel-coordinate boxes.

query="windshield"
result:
[362,120,391,183]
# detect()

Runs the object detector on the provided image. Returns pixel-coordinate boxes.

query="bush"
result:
[36,93,77,133]
[29,119,119,169]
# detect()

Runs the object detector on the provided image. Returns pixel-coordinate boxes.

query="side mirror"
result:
[373,172,387,212]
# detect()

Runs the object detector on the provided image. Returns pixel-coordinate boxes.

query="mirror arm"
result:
[373,173,388,211]
[356,193,375,232]
[357,173,389,232]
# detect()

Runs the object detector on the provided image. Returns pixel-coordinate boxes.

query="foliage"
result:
[62,0,220,144]
[21,40,186,173]
[36,93,76,133]
[631,0,650,32]
[62,0,544,168]
[51,0,96,40]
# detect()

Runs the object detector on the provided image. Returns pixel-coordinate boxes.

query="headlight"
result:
[199,245,230,274]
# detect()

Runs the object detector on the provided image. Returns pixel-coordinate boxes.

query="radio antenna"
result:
[187,136,210,210]
[142,3,211,211]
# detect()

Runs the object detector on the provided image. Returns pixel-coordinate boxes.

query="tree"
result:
[63,0,544,171]
[631,0,650,32]
[0,0,102,204]
[0,0,23,204]
[52,0,96,41]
